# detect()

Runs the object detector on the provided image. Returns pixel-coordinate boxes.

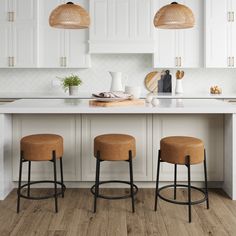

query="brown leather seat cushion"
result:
[160,136,204,165]
[94,134,136,161]
[21,134,63,161]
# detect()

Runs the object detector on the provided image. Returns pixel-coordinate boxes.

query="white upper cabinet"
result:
[205,0,236,68]
[0,0,11,67]
[38,0,91,68]
[153,0,203,68]
[89,0,155,53]
[0,0,37,68]
[231,0,236,67]
[38,0,64,68]
[205,0,229,68]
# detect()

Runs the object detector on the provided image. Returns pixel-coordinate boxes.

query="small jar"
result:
[146,93,154,103]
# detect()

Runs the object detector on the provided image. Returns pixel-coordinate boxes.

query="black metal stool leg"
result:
[94,151,100,213]
[174,164,177,200]
[129,150,135,213]
[53,151,58,213]
[27,161,31,197]
[154,150,161,211]
[204,149,209,209]
[60,157,64,198]
[187,155,191,223]
[17,151,23,213]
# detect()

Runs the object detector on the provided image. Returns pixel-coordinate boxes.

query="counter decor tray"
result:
[92,92,133,102]
[91,97,128,102]
[89,99,145,107]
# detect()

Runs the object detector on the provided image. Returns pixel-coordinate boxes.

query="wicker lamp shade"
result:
[154,2,195,29]
[49,2,90,29]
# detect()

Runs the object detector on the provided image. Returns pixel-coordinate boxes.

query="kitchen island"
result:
[0,98,235,201]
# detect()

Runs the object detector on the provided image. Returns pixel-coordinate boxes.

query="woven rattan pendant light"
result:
[49,2,90,29]
[154,2,195,29]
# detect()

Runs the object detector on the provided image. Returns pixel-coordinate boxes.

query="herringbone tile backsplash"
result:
[0,54,235,95]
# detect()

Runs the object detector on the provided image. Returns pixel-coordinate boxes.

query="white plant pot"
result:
[69,86,79,96]
[175,79,184,94]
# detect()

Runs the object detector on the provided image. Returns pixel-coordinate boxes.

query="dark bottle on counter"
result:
[163,70,172,93]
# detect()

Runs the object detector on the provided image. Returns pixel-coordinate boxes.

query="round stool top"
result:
[21,134,63,161]
[160,136,204,165]
[94,134,136,161]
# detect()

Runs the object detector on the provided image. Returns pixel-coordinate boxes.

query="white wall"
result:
[0,54,236,95]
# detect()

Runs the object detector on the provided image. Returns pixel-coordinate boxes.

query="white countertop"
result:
[0,98,235,114]
[1,92,236,99]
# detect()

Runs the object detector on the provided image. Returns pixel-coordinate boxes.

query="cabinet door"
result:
[12,115,81,181]
[0,0,9,22]
[153,30,177,68]
[65,30,91,68]
[0,0,12,67]
[90,0,154,53]
[178,0,203,68]
[38,0,65,68]
[231,0,236,67]
[153,115,224,181]
[89,0,108,41]
[0,25,12,67]
[153,0,177,68]
[64,0,91,68]
[134,0,154,42]
[205,0,229,68]
[81,115,152,181]
[11,0,37,67]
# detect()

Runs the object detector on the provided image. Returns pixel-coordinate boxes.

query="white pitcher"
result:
[109,71,124,92]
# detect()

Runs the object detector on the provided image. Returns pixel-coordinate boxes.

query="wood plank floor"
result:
[0,188,235,236]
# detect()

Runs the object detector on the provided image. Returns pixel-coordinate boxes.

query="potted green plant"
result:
[60,74,82,96]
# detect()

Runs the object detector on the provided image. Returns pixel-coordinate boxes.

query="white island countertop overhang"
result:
[0,98,236,202]
[0,98,235,114]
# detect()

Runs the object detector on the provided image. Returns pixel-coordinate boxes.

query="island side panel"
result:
[81,114,153,181]
[153,114,224,183]
[12,114,81,181]
[0,114,13,200]
[223,114,236,199]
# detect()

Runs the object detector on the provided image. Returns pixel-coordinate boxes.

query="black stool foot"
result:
[92,150,137,213]
[17,151,66,213]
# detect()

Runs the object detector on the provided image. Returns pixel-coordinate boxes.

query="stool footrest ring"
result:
[158,184,207,205]
[17,180,66,200]
[91,180,138,200]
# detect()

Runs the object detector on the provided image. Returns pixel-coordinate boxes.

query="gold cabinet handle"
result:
[228,57,231,67]
[175,57,178,67]
[64,57,67,67]
[179,57,182,67]
[228,12,231,22]
[8,57,11,67]
[60,57,67,67]
[8,12,11,21]
[60,57,64,67]
[8,12,14,22]
[8,57,14,67]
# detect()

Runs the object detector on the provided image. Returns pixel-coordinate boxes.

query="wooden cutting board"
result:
[89,99,145,107]
[144,71,161,93]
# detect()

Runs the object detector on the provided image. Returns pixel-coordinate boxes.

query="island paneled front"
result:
[0,99,235,200]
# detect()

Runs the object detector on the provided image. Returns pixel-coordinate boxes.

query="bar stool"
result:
[91,134,138,213]
[154,136,209,223]
[17,134,66,213]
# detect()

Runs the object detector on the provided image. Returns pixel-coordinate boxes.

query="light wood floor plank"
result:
[0,188,234,236]
[143,189,168,236]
